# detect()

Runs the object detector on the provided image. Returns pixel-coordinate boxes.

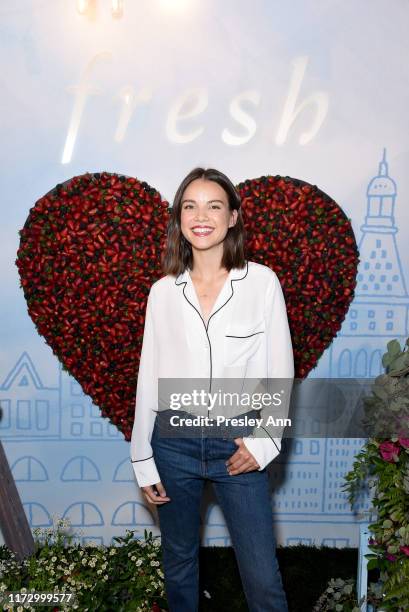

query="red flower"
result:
[399,546,409,556]
[385,553,397,562]
[379,441,401,462]
[398,438,409,449]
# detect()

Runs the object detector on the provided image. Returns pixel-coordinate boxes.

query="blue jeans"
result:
[151,410,288,612]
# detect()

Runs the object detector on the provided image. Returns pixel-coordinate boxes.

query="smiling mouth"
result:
[191,228,214,236]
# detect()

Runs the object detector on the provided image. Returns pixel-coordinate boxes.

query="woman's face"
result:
[180,178,238,253]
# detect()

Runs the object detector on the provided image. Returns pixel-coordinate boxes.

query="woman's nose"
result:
[194,211,210,222]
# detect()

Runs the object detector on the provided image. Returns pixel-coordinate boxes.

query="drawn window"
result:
[354,350,367,377]
[339,350,352,377]
[63,502,104,527]
[35,400,49,430]
[112,501,155,527]
[23,502,52,527]
[61,456,101,481]
[113,458,133,482]
[17,400,31,429]
[0,399,11,428]
[12,456,48,481]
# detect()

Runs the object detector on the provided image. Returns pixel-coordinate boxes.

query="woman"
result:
[130,167,294,612]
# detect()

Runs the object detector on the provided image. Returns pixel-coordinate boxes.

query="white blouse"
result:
[130,259,295,487]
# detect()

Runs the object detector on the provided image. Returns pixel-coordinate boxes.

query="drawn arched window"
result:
[369,350,382,377]
[61,456,101,481]
[63,502,104,526]
[23,502,52,527]
[338,349,352,377]
[11,456,48,481]
[112,501,155,527]
[368,197,381,217]
[381,197,393,216]
[113,458,133,482]
[205,504,226,529]
[354,349,367,377]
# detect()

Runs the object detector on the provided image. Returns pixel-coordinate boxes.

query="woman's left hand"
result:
[225,438,260,474]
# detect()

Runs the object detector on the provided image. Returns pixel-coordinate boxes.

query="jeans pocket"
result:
[223,438,238,456]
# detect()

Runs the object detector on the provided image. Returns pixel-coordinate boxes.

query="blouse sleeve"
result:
[241,271,294,469]
[130,285,161,487]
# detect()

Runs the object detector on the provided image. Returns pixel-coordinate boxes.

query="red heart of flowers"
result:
[16,172,358,440]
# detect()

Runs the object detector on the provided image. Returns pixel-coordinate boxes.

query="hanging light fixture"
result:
[76,0,90,14]
[111,0,123,18]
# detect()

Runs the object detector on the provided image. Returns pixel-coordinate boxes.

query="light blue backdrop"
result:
[1,0,408,548]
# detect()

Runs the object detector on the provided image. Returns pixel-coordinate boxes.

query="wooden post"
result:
[0,440,35,561]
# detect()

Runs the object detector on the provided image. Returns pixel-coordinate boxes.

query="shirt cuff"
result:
[131,456,161,488]
[241,436,281,470]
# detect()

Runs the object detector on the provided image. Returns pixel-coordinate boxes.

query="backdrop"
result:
[1,0,408,548]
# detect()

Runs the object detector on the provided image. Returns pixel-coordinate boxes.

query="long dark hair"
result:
[161,167,247,276]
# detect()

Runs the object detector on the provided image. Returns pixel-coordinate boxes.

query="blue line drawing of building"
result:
[330,148,409,377]
[1,149,407,547]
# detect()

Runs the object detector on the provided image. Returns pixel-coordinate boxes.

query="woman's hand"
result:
[225,438,260,474]
[141,481,171,505]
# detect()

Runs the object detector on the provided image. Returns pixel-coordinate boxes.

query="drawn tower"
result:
[330,148,409,377]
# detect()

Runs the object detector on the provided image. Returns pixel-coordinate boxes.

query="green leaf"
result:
[387,339,401,357]
[367,558,379,570]
[382,351,392,367]
[390,353,407,371]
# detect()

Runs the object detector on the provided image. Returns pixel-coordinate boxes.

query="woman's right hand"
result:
[141,481,171,505]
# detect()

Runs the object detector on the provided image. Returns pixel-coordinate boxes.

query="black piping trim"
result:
[259,426,281,452]
[131,455,153,463]
[175,260,249,418]
[225,331,264,338]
